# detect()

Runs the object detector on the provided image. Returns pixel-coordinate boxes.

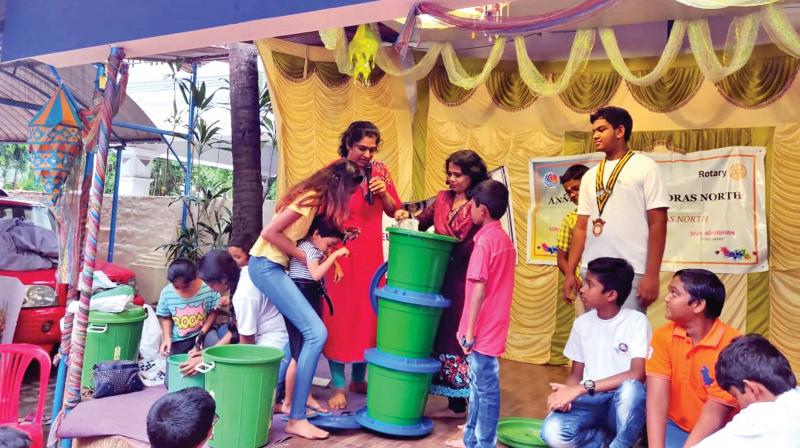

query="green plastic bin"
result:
[81,307,147,389]
[386,227,457,293]
[198,344,284,448]
[167,354,204,392]
[364,349,440,427]
[375,287,450,359]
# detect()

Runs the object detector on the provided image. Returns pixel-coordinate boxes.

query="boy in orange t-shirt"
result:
[645,269,740,448]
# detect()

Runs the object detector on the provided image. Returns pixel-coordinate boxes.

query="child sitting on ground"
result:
[0,426,32,448]
[147,387,216,448]
[281,216,349,414]
[450,179,516,448]
[694,333,800,447]
[646,269,740,448]
[541,257,651,448]
[156,258,220,356]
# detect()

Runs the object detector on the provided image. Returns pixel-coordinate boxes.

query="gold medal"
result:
[592,218,605,236]
[594,151,634,234]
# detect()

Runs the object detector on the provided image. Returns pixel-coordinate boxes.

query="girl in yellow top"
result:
[248,159,362,440]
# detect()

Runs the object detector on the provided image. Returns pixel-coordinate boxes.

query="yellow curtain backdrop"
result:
[256,39,414,199]
[420,66,800,371]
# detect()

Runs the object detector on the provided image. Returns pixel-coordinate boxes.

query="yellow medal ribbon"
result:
[595,150,635,217]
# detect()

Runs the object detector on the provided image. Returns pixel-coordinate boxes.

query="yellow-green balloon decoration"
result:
[349,24,380,85]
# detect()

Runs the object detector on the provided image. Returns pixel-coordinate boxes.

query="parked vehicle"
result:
[0,196,144,354]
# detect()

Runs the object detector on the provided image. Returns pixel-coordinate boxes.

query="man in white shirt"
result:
[563,106,669,311]
[693,334,800,447]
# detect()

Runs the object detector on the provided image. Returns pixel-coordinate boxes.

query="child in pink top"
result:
[455,179,516,448]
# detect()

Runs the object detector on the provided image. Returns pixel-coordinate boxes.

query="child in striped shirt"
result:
[281,217,349,414]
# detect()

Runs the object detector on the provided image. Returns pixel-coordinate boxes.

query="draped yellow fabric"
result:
[716,55,800,109]
[559,71,621,113]
[429,66,476,106]
[256,39,414,199]
[626,67,704,113]
[486,70,538,112]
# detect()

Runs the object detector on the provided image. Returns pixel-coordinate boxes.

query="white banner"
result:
[527,147,768,274]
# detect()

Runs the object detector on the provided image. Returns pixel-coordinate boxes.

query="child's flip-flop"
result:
[279,406,332,421]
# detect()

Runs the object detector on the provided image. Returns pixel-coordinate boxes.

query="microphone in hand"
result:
[364,162,374,205]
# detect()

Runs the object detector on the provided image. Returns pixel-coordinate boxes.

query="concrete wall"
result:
[10,191,275,304]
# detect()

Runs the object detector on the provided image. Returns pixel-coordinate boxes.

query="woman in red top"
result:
[397,149,488,418]
[323,121,401,409]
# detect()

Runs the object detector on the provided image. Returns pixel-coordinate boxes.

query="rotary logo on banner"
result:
[527,146,768,274]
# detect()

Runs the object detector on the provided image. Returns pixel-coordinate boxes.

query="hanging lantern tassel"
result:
[349,24,380,86]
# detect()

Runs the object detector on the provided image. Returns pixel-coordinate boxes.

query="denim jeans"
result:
[463,352,500,448]
[665,419,689,448]
[248,256,328,420]
[540,379,646,448]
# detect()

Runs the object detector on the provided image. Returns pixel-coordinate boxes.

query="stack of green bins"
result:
[81,306,147,389]
[356,227,457,437]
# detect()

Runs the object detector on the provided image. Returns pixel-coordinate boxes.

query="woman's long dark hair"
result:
[276,159,362,230]
[198,250,241,340]
[445,149,489,198]
[338,121,381,158]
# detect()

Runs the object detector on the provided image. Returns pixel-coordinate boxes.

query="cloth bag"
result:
[92,360,144,398]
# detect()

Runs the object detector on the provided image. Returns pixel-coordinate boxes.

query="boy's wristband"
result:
[460,335,475,349]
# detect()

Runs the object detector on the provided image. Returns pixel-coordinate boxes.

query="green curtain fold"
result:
[716,55,800,109]
[626,67,704,113]
[275,45,797,113]
[559,71,622,113]
[565,127,758,154]
[272,51,384,88]
[486,69,538,111]
[430,66,476,106]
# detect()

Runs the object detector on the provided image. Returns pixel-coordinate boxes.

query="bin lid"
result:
[308,413,362,430]
[497,417,547,447]
[386,226,458,243]
[355,407,434,437]
[88,306,146,324]
[375,286,451,309]
[364,348,440,374]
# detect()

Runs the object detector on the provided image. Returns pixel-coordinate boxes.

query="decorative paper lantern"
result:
[28,84,83,205]
[349,24,380,85]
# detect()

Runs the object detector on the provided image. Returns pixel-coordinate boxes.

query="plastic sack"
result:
[139,304,163,360]
[90,285,134,313]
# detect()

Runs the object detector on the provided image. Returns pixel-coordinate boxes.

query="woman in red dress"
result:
[323,121,401,409]
[396,150,488,418]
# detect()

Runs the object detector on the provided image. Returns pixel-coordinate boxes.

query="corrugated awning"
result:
[0,61,162,143]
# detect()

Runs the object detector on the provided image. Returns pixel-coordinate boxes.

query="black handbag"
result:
[92,360,144,398]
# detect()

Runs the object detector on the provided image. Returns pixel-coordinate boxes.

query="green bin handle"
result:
[87,323,107,333]
[194,361,215,374]
[369,261,388,315]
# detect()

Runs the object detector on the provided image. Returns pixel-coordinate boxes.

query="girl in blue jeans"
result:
[248,159,362,440]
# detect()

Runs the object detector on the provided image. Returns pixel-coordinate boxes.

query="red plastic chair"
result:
[0,343,51,448]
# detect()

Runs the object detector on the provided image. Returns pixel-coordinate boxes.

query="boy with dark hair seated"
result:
[541,257,651,448]
[147,387,217,448]
[0,426,32,448]
[694,333,800,447]
[646,269,740,448]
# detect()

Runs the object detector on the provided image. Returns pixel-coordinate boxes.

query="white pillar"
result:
[119,149,155,196]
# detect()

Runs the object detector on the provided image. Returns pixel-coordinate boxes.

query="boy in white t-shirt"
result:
[542,257,651,448]
[563,106,669,311]
[694,334,800,447]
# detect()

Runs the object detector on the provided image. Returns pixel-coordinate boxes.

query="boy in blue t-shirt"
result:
[156,258,220,356]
